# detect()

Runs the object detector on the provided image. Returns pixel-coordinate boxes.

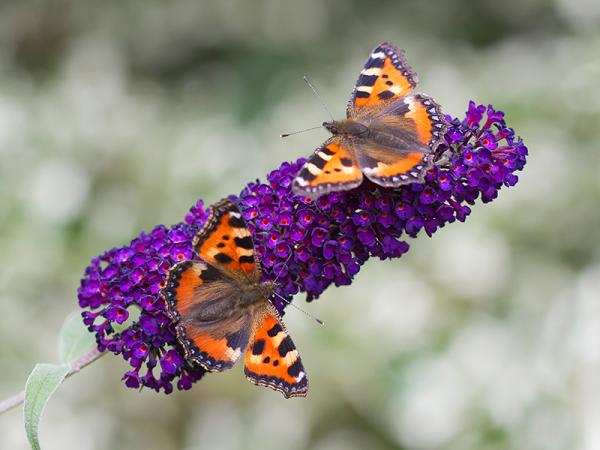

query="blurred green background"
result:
[1,1,600,449]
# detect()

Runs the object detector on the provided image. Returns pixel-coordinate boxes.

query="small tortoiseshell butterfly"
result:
[161,199,308,398]
[292,41,449,199]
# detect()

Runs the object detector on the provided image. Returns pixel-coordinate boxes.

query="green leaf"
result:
[58,311,95,364]
[23,363,70,450]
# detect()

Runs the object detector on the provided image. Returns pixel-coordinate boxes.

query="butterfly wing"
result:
[245,308,308,398]
[162,199,263,372]
[193,198,259,280]
[356,93,448,186]
[162,260,254,371]
[347,42,418,114]
[292,137,363,199]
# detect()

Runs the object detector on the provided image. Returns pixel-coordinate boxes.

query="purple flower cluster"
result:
[242,102,526,307]
[78,204,209,392]
[77,102,527,393]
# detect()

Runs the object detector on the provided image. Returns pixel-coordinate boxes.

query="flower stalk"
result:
[0,348,105,415]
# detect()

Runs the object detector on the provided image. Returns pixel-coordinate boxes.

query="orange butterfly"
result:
[161,199,308,398]
[292,42,448,199]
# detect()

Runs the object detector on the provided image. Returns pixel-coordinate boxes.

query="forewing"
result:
[193,198,259,280]
[357,93,448,186]
[292,137,363,199]
[162,260,253,372]
[347,42,418,114]
[244,309,308,398]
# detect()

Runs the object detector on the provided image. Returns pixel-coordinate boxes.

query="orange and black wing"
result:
[245,310,308,398]
[357,94,448,186]
[347,42,418,115]
[292,137,363,199]
[162,260,253,372]
[193,198,259,280]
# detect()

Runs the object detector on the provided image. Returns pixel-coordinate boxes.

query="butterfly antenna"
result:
[271,250,295,284]
[303,75,335,121]
[272,291,325,326]
[280,125,323,138]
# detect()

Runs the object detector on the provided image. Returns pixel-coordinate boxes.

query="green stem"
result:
[0,347,105,415]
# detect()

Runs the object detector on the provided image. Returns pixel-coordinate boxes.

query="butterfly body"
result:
[293,42,448,198]
[323,111,429,156]
[162,199,308,398]
[322,119,369,137]
[183,278,272,325]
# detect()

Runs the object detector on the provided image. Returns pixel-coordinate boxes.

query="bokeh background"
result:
[1,1,600,449]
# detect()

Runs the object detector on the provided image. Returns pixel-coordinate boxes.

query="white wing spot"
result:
[271,331,286,348]
[307,163,322,175]
[227,347,242,361]
[363,167,376,175]
[282,349,299,366]
[317,151,333,161]
[248,354,262,365]
[361,67,382,76]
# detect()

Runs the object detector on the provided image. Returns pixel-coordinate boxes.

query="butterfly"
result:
[292,41,448,199]
[161,198,308,398]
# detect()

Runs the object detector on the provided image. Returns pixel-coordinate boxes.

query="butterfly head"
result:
[261,280,278,300]
[322,120,340,134]
[323,120,369,137]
